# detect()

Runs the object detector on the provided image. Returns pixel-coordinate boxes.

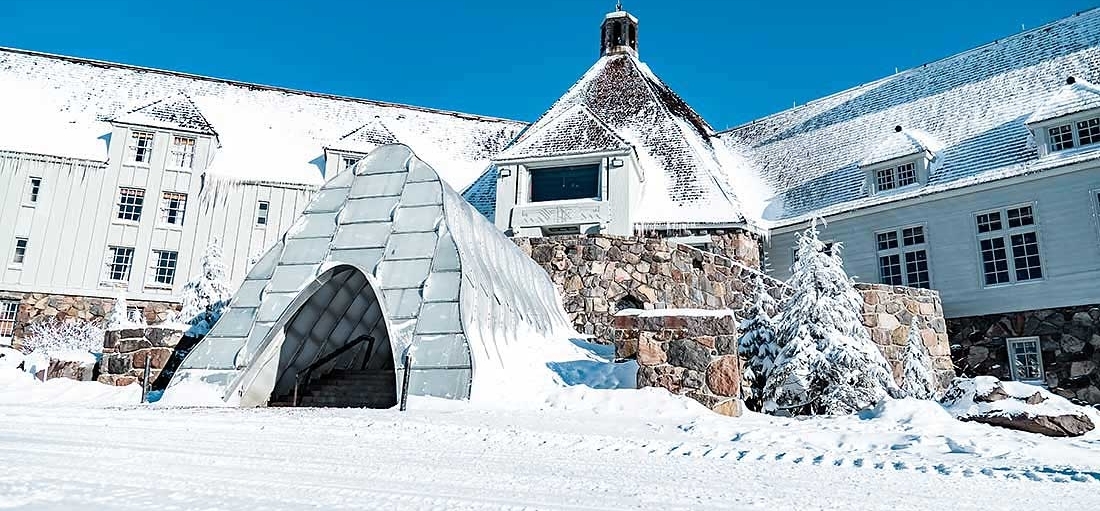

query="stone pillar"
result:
[99,326,185,386]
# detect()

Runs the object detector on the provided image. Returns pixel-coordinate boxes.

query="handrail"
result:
[292,334,375,407]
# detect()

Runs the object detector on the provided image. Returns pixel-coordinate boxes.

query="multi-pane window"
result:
[874,162,919,192]
[169,136,196,169]
[150,250,178,286]
[975,204,1043,286]
[0,300,18,342]
[1077,117,1100,147]
[1046,116,1100,153]
[876,226,930,288]
[105,246,135,282]
[256,201,270,226]
[128,131,155,164]
[159,192,187,226]
[341,156,360,173]
[1006,337,1044,382]
[11,238,28,266]
[25,177,42,204]
[117,188,145,222]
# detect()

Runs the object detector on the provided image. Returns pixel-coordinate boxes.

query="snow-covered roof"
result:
[859,127,943,168]
[492,52,758,226]
[0,47,525,188]
[721,8,1100,225]
[1026,76,1100,125]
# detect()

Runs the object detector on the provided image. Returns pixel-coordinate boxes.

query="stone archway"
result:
[266,265,397,408]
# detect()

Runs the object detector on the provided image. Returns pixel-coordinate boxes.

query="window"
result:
[1079,117,1100,146]
[1006,337,1044,383]
[256,201,270,226]
[0,300,17,343]
[116,188,145,222]
[1046,116,1100,153]
[341,156,360,173]
[874,162,919,193]
[1048,124,1075,152]
[975,204,1043,286]
[876,225,930,288]
[529,164,600,202]
[159,192,187,226]
[169,136,196,169]
[150,250,178,286]
[11,238,27,266]
[128,131,155,164]
[25,177,42,204]
[105,246,135,282]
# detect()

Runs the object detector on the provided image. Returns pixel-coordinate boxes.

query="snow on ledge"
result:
[614,308,738,318]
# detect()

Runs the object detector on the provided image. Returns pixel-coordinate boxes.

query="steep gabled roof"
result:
[721,8,1100,225]
[0,47,525,188]
[327,117,399,154]
[493,53,752,226]
[1026,76,1100,125]
[112,92,216,135]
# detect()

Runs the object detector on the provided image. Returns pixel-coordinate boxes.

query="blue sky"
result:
[3,0,1096,128]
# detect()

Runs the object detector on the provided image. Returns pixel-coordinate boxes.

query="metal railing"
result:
[292,335,375,407]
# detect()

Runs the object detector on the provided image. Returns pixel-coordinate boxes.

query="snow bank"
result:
[0,367,140,407]
[0,347,23,369]
[942,376,1099,423]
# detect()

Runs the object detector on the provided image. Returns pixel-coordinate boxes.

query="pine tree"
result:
[900,318,936,400]
[106,293,130,331]
[738,273,778,409]
[765,221,901,415]
[177,240,233,336]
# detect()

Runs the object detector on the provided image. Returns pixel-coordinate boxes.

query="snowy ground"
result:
[2,369,1100,510]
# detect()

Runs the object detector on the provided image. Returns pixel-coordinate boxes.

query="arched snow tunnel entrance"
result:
[265,264,397,408]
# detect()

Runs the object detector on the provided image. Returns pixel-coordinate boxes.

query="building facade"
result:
[0,48,523,346]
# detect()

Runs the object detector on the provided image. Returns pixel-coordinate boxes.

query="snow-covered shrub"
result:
[764,221,900,415]
[20,318,104,362]
[177,240,233,336]
[737,273,778,409]
[106,293,146,331]
[900,318,936,400]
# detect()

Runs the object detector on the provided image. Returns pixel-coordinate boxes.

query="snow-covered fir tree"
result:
[900,318,936,400]
[738,273,778,410]
[177,240,233,336]
[106,293,130,331]
[764,221,901,415]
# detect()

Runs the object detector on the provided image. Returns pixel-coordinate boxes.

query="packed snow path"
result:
[2,404,1098,510]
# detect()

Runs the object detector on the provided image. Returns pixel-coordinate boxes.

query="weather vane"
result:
[616,1,622,11]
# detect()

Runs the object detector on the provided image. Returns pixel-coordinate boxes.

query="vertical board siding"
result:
[768,166,1100,318]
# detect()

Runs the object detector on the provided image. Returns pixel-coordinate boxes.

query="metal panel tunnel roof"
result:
[165,144,576,406]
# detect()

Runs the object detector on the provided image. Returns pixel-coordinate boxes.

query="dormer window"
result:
[1027,77,1100,155]
[874,161,918,193]
[1039,115,1100,153]
[529,164,601,202]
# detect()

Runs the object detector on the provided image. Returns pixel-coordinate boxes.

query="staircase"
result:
[270,370,398,408]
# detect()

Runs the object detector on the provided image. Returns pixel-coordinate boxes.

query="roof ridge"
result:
[0,45,528,126]
[718,7,1100,135]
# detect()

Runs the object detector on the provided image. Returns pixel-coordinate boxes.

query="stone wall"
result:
[98,326,186,386]
[948,305,1100,404]
[612,311,743,417]
[513,232,784,341]
[0,291,179,347]
[856,284,954,390]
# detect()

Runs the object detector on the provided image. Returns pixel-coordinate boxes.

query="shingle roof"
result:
[112,92,216,135]
[490,53,748,226]
[859,128,942,168]
[327,117,399,154]
[1026,76,1100,125]
[0,47,525,188]
[720,8,1100,225]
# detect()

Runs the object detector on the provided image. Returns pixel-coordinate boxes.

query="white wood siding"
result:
[767,165,1100,318]
[0,127,315,303]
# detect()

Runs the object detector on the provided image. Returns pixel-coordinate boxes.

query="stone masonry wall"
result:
[513,232,784,342]
[0,291,179,348]
[948,305,1100,404]
[612,311,744,417]
[856,284,954,391]
[98,326,187,386]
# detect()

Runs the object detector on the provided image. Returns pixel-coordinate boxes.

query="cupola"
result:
[601,3,639,56]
